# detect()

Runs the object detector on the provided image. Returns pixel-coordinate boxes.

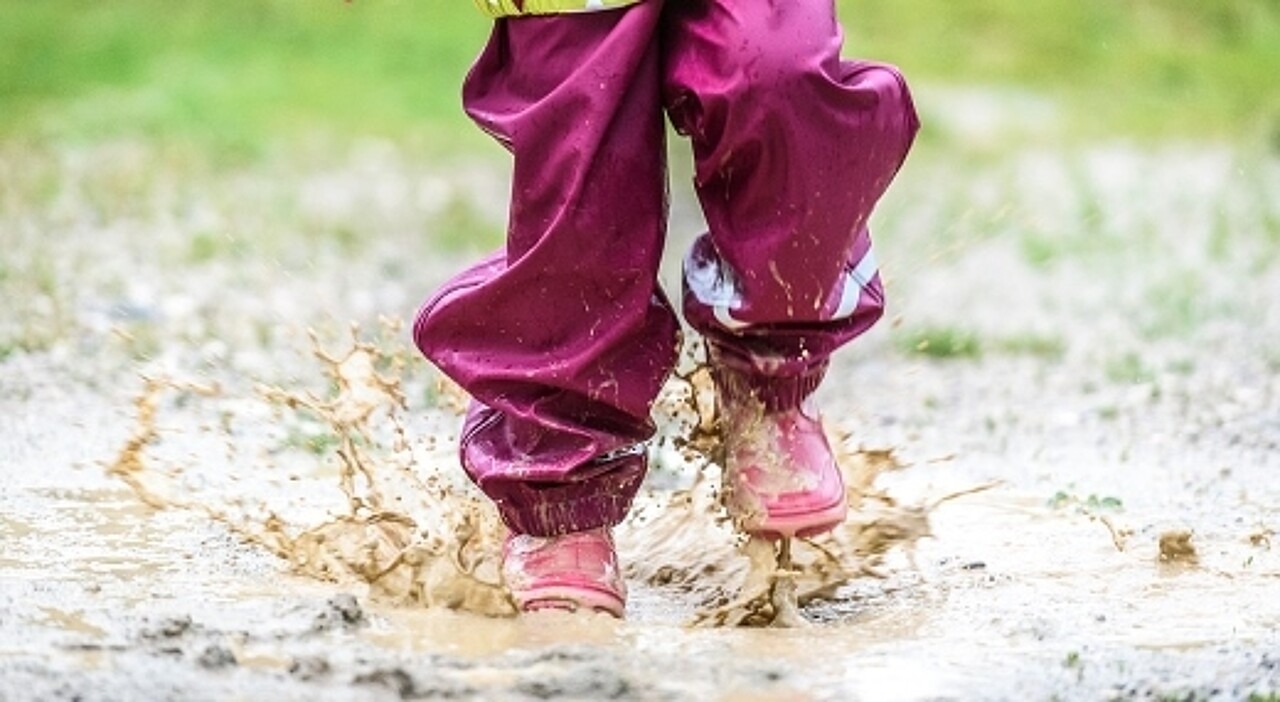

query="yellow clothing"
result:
[472,0,641,18]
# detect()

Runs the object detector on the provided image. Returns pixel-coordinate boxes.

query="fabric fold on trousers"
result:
[415,4,680,536]
[414,0,919,536]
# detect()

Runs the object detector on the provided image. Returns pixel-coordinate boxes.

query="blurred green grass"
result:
[0,0,490,156]
[848,0,1280,139]
[2,0,1278,154]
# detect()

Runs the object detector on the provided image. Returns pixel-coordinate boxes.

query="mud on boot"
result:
[715,366,848,539]
[501,527,626,617]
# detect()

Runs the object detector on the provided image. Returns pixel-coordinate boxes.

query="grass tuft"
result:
[898,326,982,359]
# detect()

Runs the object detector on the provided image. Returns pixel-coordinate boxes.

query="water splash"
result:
[108,322,951,625]
[109,321,514,617]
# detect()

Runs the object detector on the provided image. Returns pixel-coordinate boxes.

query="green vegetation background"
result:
[2,0,1279,153]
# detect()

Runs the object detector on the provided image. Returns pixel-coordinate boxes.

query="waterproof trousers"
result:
[414,0,919,536]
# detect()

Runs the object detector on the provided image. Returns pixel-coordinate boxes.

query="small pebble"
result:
[196,644,237,669]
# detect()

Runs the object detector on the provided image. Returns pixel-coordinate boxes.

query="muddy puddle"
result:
[9,429,1277,699]
[62,322,1273,699]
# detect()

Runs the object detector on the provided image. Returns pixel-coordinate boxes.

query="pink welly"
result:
[502,528,627,617]
[721,400,848,539]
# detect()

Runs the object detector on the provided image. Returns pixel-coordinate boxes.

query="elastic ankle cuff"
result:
[497,492,633,538]
[485,452,645,538]
[711,359,828,413]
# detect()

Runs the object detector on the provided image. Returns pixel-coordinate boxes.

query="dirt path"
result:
[1,140,1278,700]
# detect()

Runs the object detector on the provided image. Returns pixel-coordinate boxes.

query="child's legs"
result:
[414,3,678,536]
[662,0,920,408]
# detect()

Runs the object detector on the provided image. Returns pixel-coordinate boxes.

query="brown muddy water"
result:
[2,140,1279,700]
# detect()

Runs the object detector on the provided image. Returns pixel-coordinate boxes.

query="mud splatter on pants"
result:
[414,0,919,536]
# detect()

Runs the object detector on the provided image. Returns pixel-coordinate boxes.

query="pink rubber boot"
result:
[501,528,626,617]
[721,398,848,539]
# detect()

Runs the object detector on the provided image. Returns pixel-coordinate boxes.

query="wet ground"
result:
[2,138,1279,700]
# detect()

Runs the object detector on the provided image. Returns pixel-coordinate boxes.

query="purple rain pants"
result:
[414,0,919,537]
